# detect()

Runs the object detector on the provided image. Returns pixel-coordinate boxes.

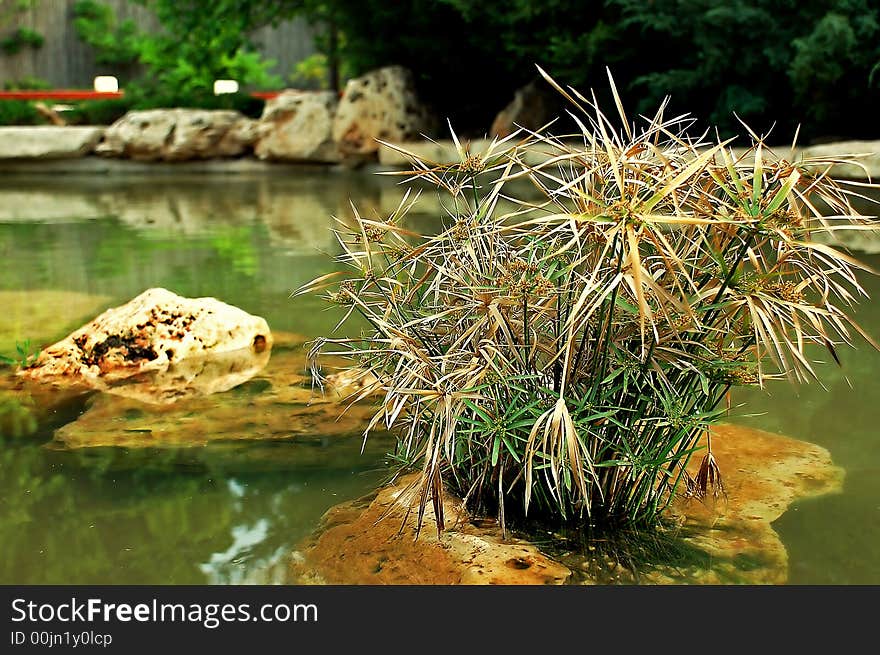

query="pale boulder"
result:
[332,66,435,156]
[96,109,257,161]
[21,288,273,385]
[255,90,340,162]
[0,126,104,159]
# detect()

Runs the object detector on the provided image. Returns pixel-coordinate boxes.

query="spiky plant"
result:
[297,68,879,535]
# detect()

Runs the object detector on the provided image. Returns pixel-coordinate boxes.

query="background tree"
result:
[606,0,880,140]
[74,0,289,98]
[298,0,880,140]
[71,0,880,141]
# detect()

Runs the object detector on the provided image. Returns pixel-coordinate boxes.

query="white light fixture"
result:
[93,76,119,93]
[213,79,239,95]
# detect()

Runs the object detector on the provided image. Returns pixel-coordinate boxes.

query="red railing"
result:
[0,90,125,101]
[0,90,285,101]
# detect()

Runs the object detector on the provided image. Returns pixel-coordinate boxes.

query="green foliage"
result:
[2,76,50,90]
[289,53,333,90]
[0,26,43,55]
[0,100,42,125]
[788,10,878,123]
[73,0,284,98]
[130,89,265,117]
[302,71,879,531]
[72,0,140,66]
[606,0,880,139]
[0,339,39,369]
[287,0,880,140]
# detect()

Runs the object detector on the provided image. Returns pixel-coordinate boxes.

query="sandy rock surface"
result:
[289,472,571,585]
[288,423,843,585]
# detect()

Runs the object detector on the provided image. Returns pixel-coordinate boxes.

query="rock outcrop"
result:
[96,109,257,161]
[288,472,572,585]
[332,66,435,156]
[0,126,104,159]
[255,90,340,163]
[287,423,843,585]
[20,288,272,387]
[50,335,382,448]
[490,79,557,138]
[554,424,844,584]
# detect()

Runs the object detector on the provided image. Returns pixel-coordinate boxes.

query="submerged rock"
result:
[51,345,378,449]
[557,424,843,584]
[287,423,842,585]
[21,288,272,388]
[660,424,842,584]
[288,472,571,585]
[332,66,436,157]
[0,372,94,439]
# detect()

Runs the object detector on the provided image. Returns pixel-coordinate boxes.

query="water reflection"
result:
[0,391,390,585]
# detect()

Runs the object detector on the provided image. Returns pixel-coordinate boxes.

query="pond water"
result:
[0,172,878,584]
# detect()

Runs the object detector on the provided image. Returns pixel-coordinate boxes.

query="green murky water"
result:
[1,173,878,584]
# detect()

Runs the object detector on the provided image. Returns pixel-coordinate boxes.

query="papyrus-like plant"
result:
[298,69,878,534]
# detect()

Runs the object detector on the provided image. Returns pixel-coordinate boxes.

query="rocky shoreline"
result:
[2,129,879,181]
[0,63,877,179]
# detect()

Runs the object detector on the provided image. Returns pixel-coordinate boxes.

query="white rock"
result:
[332,66,435,156]
[21,288,273,383]
[255,90,340,162]
[376,137,566,168]
[96,109,256,161]
[800,140,880,179]
[377,139,469,167]
[0,126,104,159]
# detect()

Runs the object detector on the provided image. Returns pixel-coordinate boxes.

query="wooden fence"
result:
[0,0,317,88]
